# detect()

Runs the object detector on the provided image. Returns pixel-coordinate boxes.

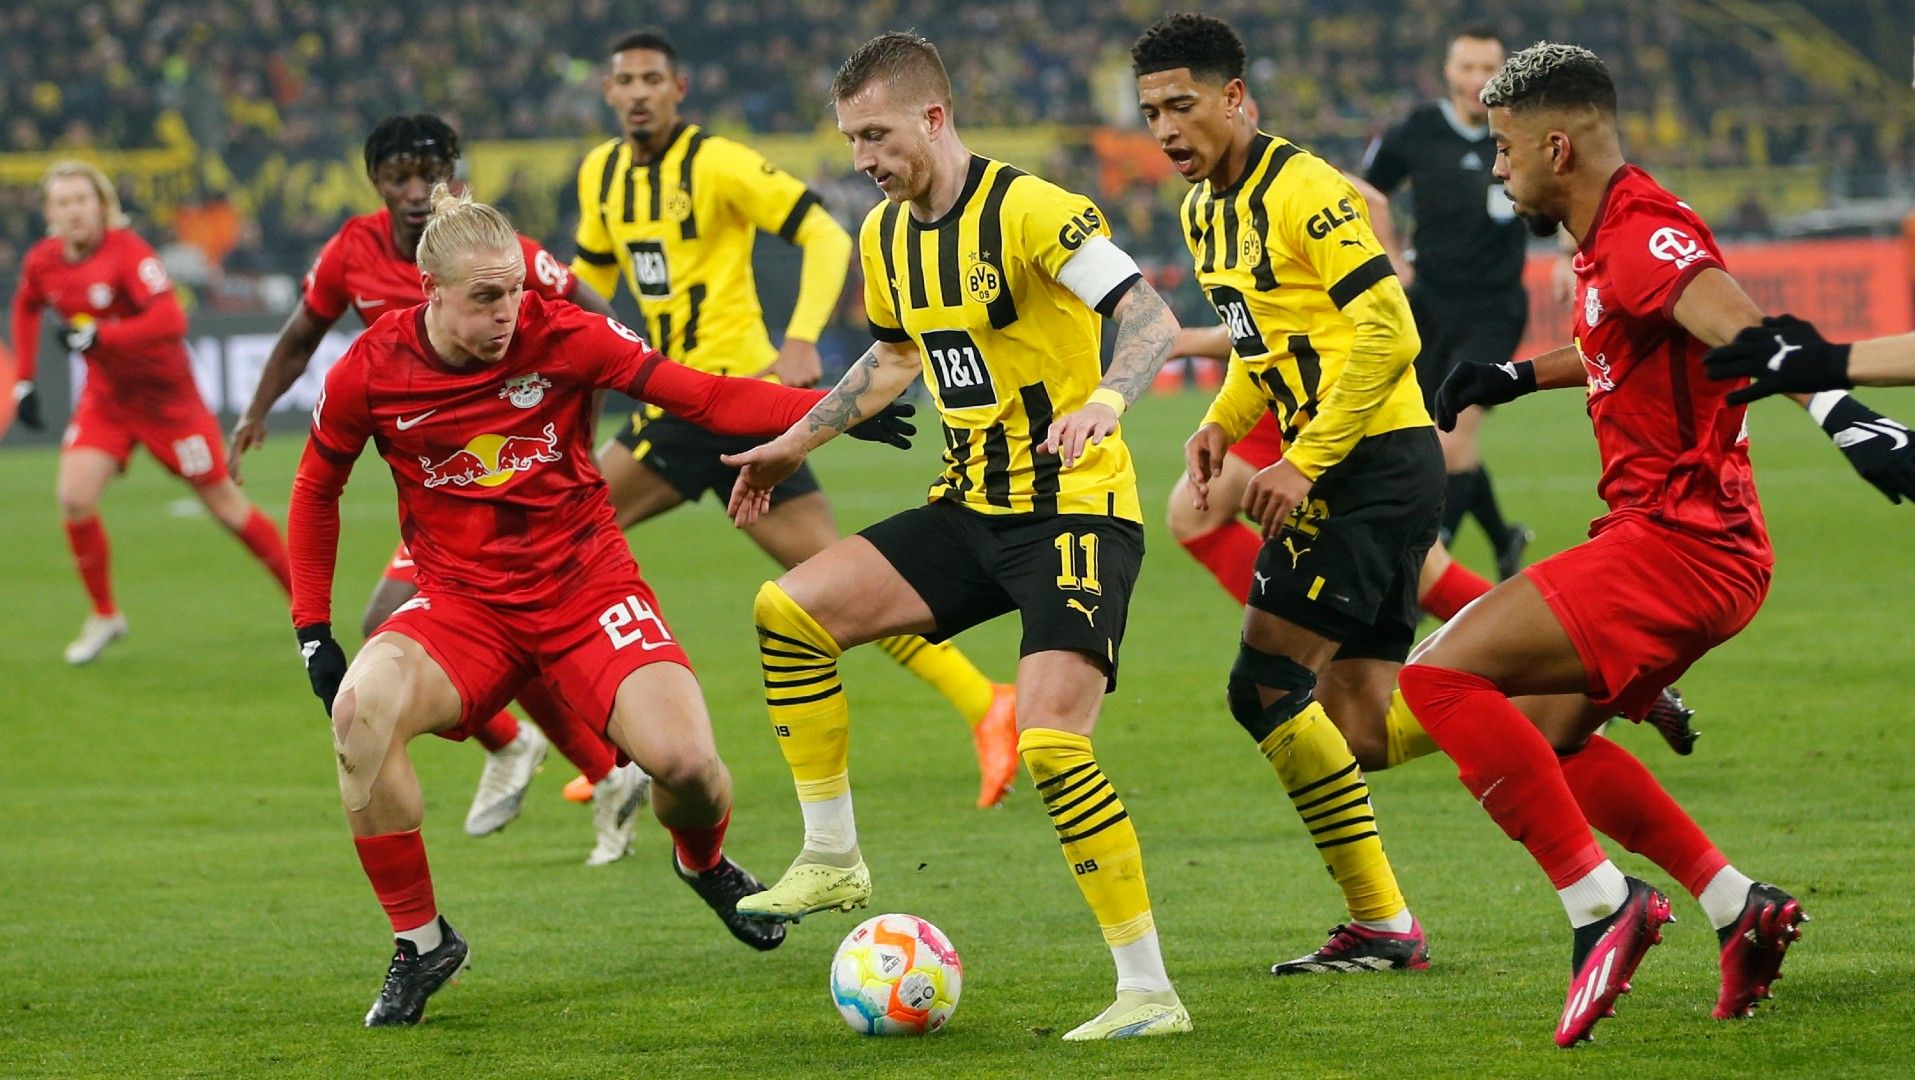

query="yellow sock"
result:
[876,635,995,726]
[1384,689,1439,769]
[755,581,850,802]
[1259,701,1406,923]
[1019,727,1155,947]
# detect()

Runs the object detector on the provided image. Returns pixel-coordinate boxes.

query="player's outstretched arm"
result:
[722,338,921,526]
[286,437,356,715]
[1707,317,1915,402]
[229,305,335,480]
[1041,279,1180,468]
[1432,344,1586,431]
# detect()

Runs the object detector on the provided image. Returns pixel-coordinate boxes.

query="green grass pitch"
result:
[4,389,1913,1077]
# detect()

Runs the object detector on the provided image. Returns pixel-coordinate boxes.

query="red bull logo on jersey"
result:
[419,422,562,488]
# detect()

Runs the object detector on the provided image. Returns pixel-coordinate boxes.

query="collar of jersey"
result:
[1577,164,1640,256]
[909,155,990,231]
[1206,132,1275,198]
[1437,99,1488,142]
[629,122,693,168]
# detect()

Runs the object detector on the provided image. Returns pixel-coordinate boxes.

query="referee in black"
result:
[1362,25,1531,578]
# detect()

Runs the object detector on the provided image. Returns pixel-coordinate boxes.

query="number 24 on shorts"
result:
[599,595,674,651]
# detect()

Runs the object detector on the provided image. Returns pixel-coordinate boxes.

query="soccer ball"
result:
[829,913,963,1035]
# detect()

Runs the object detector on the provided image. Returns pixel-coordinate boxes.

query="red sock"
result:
[464,709,521,752]
[1559,734,1727,897]
[353,829,437,933]
[515,678,615,783]
[64,516,116,615]
[1398,663,1607,888]
[669,809,730,874]
[231,508,293,595]
[1179,521,1260,604]
[1420,560,1493,622]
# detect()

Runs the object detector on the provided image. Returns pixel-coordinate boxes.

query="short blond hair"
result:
[41,160,131,230]
[417,182,521,282]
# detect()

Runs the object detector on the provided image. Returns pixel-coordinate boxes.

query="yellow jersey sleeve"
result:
[707,138,817,241]
[570,140,623,299]
[1005,178,1111,285]
[1275,158,1421,479]
[857,203,908,343]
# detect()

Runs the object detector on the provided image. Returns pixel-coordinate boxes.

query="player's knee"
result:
[57,490,98,522]
[1225,644,1318,743]
[648,747,726,803]
[754,579,837,655]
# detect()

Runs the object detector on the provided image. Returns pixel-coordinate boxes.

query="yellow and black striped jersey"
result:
[572,123,822,377]
[861,155,1142,522]
[1186,132,1430,478]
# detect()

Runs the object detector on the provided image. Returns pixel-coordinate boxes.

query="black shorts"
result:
[860,500,1145,690]
[1409,284,1528,410]
[614,406,820,505]
[1248,426,1444,663]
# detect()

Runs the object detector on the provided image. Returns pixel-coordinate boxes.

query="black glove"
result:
[296,623,349,716]
[1820,395,1915,505]
[11,380,41,431]
[1432,359,1536,431]
[846,400,916,450]
[1704,315,1851,405]
[59,319,98,354]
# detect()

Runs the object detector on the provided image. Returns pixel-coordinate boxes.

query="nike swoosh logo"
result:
[356,295,387,308]
[395,410,437,430]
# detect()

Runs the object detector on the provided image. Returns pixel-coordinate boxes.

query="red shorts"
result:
[375,567,692,737]
[1524,516,1770,720]
[1228,411,1284,469]
[382,542,416,585]
[64,395,228,486]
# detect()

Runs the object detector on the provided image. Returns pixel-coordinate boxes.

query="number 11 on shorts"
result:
[1054,532,1102,594]
[599,595,674,650]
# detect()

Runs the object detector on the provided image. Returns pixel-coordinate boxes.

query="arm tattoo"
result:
[803,345,881,437]
[1102,282,1179,407]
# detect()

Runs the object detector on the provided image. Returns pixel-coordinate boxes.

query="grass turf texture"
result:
[3,389,1912,1078]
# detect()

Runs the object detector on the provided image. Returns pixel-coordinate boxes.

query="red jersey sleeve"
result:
[8,251,47,382]
[286,351,374,626]
[1601,196,1723,321]
[301,229,353,323]
[571,310,825,436]
[93,233,188,351]
[519,236,578,300]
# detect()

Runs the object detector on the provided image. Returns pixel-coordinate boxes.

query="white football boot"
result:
[586,762,652,866]
[463,724,549,836]
[64,612,128,665]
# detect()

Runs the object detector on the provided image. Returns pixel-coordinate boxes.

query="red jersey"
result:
[288,293,825,625]
[9,229,199,417]
[302,207,578,326]
[1570,165,1769,561]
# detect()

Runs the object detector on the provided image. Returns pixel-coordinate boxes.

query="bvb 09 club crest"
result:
[965,254,1002,304]
[1240,230,1263,267]
[664,188,693,222]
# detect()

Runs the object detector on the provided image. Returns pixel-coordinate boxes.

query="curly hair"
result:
[1131,12,1246,83]
[362,114,460,177]
[1479,42,1616,115]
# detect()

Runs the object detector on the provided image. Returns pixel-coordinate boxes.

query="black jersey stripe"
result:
[1328,253,1396,308]
[1246,142,1300,291]
[646,157,663,222]
[877,202,904,323]
[904,224,930,309]
[981,423,1013,507]
[574,246,617,266]
[1220,184,1241,271]
[678,128,706,239]
[1197,185,1218,275]
[941,423,976,496]
[777,190,822,244]
[596,142,624,227]
[976,164,1025,329]
[936,220,963,307]
[1020,382,1061,515]
[618,147,638,225]
[655,312,674,357]
[683,283,707,352]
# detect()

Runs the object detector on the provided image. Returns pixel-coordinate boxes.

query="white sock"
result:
[396,916,443,953]
[1111,927,1173,994]
[1354,908,1415,935]
[1698,865,1756,930]
[1558,861,1631,928]
[799,792,858,856]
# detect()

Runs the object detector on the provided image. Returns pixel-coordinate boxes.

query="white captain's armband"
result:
[1057,236,1144,318]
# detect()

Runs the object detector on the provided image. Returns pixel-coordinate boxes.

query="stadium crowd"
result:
[0,0,1908,302]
